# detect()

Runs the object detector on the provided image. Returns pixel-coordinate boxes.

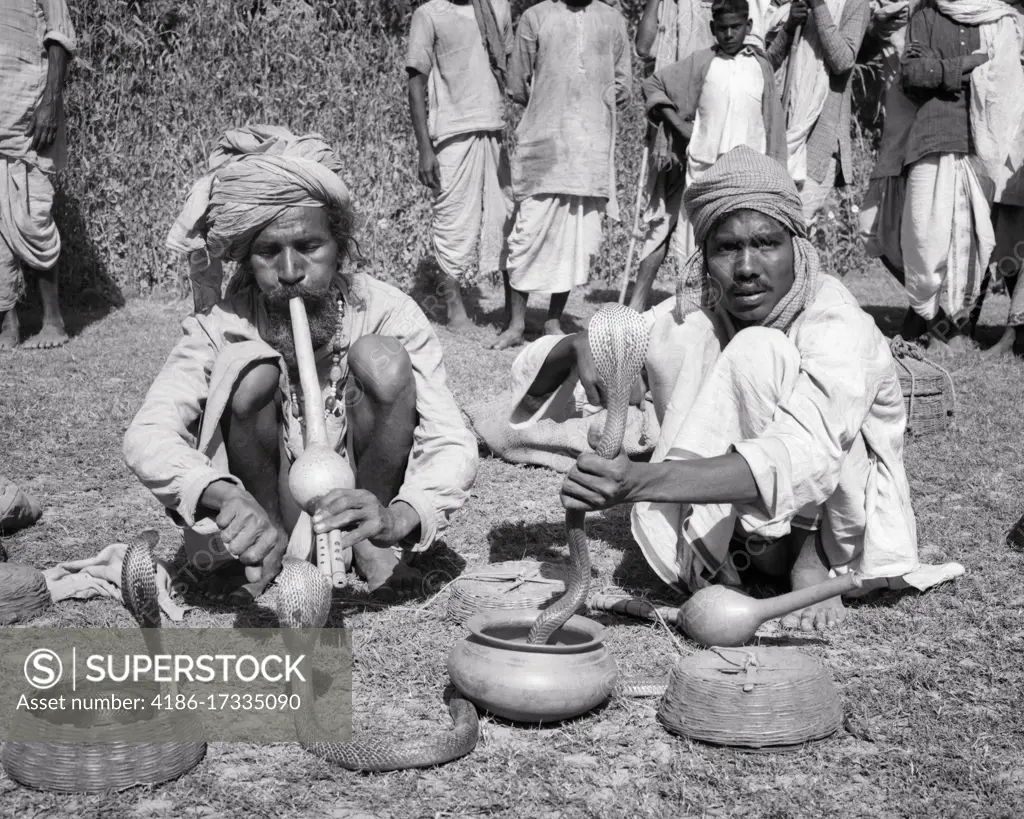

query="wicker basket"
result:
[657,647,843,750]
[2,681,206,793]
[890,337,955,436]
[447,560,573,625]
[0,564,51,625]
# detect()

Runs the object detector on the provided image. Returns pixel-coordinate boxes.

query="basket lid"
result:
[447,560,568,624]
[657,647,843,749]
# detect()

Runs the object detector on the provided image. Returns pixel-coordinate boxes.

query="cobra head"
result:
[121,529,162,630]
[587,304,650,404]
[275,558,333,630]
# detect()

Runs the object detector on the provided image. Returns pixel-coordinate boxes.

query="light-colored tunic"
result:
[405,0,512,144]
[507,0,631,206]
[509,277,940,593]
[123,273,479,562]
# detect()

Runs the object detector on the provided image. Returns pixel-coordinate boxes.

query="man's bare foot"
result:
[193,547,284,605]
[353,543,422,602]
[543,319,565,337]
[0,311,19,350]
[487,327,525,350]
[983,327,1017,359]
[23,322,69,349]
[781,564,847,632]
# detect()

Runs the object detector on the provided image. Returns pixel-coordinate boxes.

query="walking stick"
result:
[618,143,650,304]
[781,23,803,122]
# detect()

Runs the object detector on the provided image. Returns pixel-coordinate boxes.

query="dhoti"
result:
[631,314,917,592]
[0,158,60,311]
[901,153,994,322]
[432,131,511,281]
[506,194,604,294]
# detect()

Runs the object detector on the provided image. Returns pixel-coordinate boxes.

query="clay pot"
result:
[448,610,617,723]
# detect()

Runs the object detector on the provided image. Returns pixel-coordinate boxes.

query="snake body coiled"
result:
[275,558,480,772]
[528,304,650,645]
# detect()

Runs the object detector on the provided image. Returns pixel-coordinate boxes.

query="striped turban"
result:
[676,146,821,332]
[167,125,351,262]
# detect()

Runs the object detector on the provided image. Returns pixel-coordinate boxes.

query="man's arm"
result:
[901,9,986,92]
[407,70,440,191]
[808,0,869,76]
[123,313,246,530]
[636,0,663,58]
[405,10,440,191]
[29,42,71,152]
[508,12,537,105]
[766,2,806,71]
[612,12,633,106]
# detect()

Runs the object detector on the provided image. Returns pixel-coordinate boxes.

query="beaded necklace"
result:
[289,297,347,423]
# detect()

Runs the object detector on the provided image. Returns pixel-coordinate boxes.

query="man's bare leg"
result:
[489,276,528,350]
[0,309,18,350]
[628,242,669,313]
[22,267,69,349]
[437,271,474,332]
[208,361,289,604]
[543,291,570,337]
[347,334,421,600]
[779,528,846,631]
[984,326,1018,358]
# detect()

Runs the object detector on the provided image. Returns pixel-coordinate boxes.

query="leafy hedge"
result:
[57,0,872,306]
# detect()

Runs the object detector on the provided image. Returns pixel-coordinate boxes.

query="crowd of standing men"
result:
[406,0,1024,355]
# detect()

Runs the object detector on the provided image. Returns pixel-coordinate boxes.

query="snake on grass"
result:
[120,304,651,770]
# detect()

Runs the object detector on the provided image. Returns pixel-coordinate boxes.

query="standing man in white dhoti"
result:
[897,0,1024,349]
[489,0,632,350]
[505,148,942,631]
[406,0,514,332]
[0,0,76,350]
[767,0,870,223]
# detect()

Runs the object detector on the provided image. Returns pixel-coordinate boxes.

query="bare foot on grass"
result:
[354,544,422,602]
[543,319,565,337]
[0,311,19,350]
[781,563,847,632]
[487,328,525,350]
[983,328,1016,359]
[23,322,69,349]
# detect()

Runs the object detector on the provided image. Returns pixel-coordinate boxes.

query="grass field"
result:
[2,263,1023,819]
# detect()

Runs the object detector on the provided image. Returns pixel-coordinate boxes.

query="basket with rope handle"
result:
[889,336,956,437]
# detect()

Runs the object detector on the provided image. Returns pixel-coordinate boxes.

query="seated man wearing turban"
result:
[505,147,946,630]
[124,127,478,605]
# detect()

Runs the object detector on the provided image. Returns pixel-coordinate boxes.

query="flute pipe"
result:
[289,297,329,448]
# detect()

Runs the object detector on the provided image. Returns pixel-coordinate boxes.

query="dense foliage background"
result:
[55,0,880,307]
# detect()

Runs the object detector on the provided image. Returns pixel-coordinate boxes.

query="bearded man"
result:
[124,128,478,605]
[503,148,958,631]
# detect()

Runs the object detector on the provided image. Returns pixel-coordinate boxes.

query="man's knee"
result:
[719,326,801,389]
[230,361,280,420]
[349,335,414,405]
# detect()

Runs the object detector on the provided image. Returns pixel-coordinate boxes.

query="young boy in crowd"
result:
[642,0,787,262]
[406,0,513,331]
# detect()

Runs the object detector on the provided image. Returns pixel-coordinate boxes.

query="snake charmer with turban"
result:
[506,147,961,631]
[124,126,478,605]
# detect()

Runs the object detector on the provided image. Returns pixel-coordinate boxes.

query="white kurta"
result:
[508,277,963,593]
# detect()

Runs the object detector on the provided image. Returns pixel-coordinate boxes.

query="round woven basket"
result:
[0,564,51,625]
[2,681,206,793]
[657,647,843,750]
[890,337,955,436]
[447,560,571,625]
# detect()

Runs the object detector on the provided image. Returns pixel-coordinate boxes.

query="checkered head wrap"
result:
[676,146,821,332]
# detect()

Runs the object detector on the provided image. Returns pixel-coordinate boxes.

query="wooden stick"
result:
[618,143,650,305]
[590,593,679,625]
[782,24,803,123]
